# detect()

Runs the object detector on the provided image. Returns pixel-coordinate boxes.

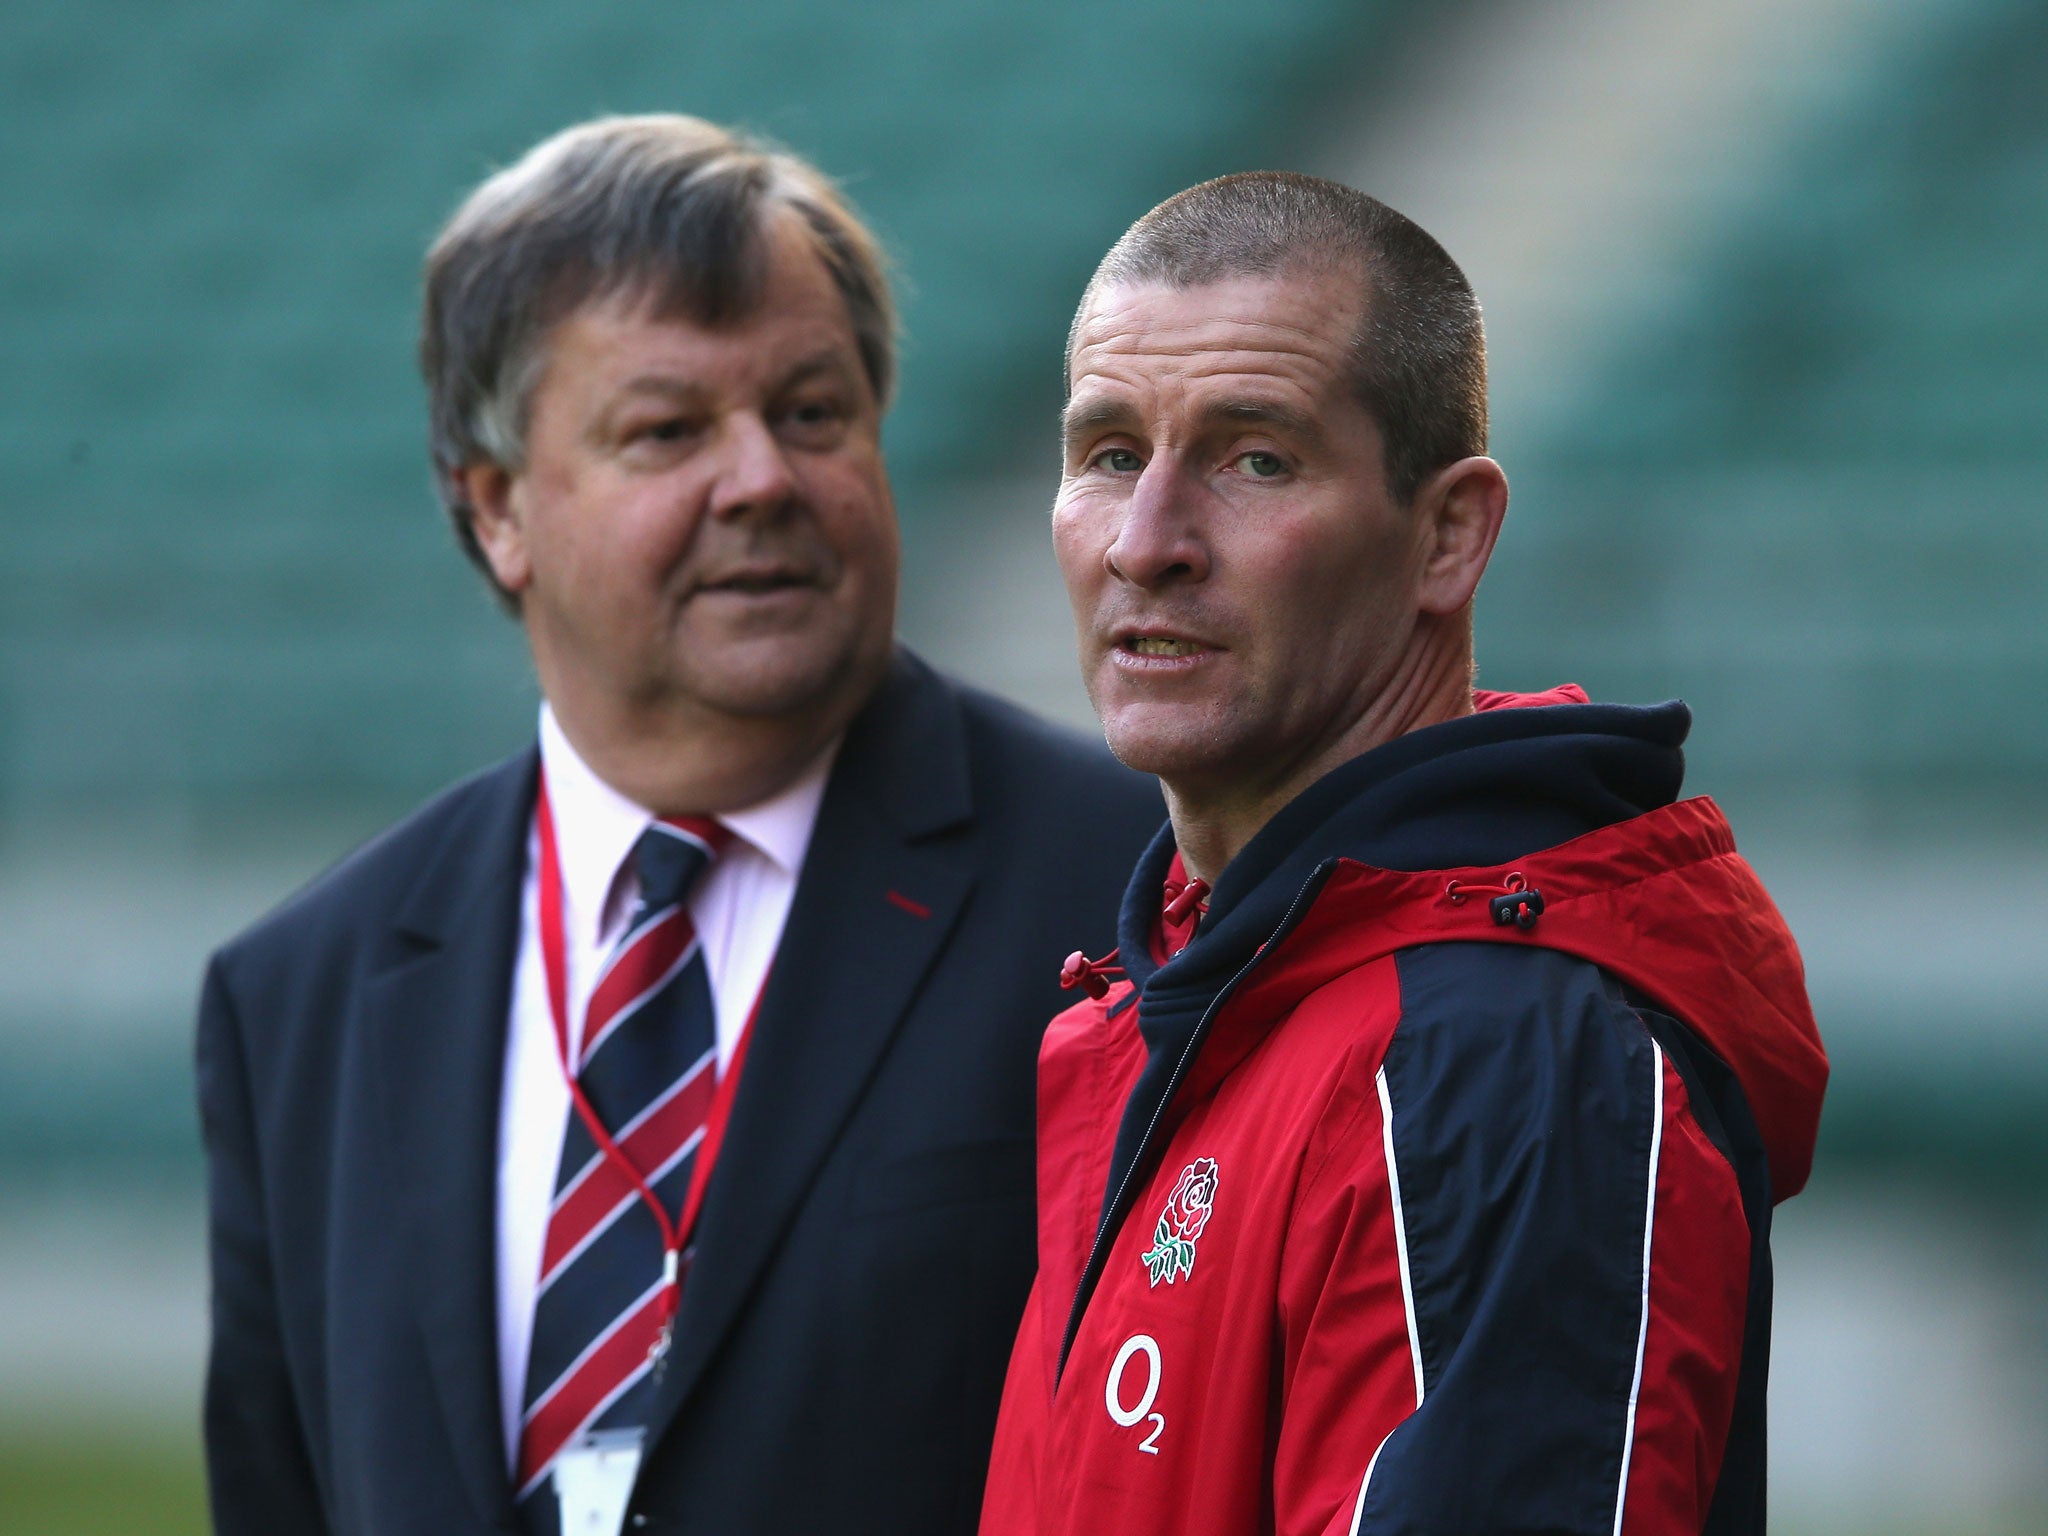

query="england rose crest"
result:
[1141,1157,1220,1286]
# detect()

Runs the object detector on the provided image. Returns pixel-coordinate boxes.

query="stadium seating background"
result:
[2,1,2042,1530]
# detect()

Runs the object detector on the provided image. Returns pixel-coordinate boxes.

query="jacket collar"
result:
[1117,694,1692,1005]
[1108,691,1822,1202]
[372,749,540,1529]
[1088,694,1693,1239]
[641,648,981,1444]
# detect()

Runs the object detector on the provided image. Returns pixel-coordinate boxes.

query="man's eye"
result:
[1235,451,1286,479]
[629,417,693,445]
[780,398,851,442]
[1097,448,1144,473]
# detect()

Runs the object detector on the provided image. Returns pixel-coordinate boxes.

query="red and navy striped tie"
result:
[516,816,728,1522]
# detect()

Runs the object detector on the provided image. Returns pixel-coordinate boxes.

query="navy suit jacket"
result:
[197,651,1162,1535]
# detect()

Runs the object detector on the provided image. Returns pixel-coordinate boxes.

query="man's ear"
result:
[455,462,534,596]
[1414,456,1508,617]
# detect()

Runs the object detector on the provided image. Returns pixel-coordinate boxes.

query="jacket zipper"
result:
[1054,858,1338,1386]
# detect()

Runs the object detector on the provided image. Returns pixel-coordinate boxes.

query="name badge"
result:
[554,1427,645,1536]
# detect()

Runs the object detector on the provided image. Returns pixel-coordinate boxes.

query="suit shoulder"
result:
[213,751,534,973]
[946,673,1160,820]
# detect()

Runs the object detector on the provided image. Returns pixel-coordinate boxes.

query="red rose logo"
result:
[1141,1157,1220,1286]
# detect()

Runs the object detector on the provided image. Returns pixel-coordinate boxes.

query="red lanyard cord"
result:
[534,771,761,1354]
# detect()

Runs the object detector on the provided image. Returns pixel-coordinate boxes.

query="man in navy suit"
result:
[196,114,1159,1536]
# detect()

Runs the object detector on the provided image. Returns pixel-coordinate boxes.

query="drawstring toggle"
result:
[1161,876,1211,929]
[1445,871,1546,930]
[1060,947,1124,999]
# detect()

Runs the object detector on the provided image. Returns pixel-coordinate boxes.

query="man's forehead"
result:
[542,269,859,392]
[1079,265,1361,337]
[1068,272,1363,390]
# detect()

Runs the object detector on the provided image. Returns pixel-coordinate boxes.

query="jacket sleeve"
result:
[1277,945,1753,1536]
[196,951,331,1536]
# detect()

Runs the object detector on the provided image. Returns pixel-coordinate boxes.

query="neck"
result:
[1166,624,1472,885]
[546,685,866,818]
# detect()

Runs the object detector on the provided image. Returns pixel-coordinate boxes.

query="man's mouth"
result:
[696,567,818,596]
[1125,636,1203,657]
[1115,627,1217,662]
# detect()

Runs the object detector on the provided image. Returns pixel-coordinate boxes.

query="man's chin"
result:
[1098,708,1236,783]
[675,632,885,724]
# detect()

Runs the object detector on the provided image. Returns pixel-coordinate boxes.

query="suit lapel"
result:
[645,652,977,1438]
[360,751,537,1530]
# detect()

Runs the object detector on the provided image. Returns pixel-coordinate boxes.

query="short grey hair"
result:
[421,114,895,594]
[1074,172,1486,504]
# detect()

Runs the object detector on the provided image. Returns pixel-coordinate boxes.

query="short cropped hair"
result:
[1075,172,1485,503]
[421,114,894,591]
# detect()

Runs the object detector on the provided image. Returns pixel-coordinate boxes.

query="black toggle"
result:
[1489,887,1546,929]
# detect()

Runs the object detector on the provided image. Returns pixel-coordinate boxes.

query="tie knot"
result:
[631,817,729,911]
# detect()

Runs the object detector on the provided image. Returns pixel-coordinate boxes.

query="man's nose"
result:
[709,413,798,519]
[1104,458,1209,587]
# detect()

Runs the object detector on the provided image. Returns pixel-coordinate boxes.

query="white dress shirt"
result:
[493,704,833,1467]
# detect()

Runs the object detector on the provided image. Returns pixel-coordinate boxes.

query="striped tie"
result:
[516,816,729,1522]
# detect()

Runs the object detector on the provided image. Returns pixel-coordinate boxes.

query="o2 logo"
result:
[1105,1334,1166,1454]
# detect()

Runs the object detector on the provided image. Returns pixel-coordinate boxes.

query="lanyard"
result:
[533,769,763,1361]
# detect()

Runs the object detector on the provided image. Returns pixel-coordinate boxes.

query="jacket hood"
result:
[1115,687,1687,997]
[1102,688,1826,1204]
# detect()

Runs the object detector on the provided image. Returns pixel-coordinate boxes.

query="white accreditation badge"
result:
[553,1427,646,1536]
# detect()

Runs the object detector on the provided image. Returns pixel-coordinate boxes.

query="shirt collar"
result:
[537,703,836,945]
[714,749,835,877]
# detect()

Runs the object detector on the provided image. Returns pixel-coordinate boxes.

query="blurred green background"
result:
[2,0,2044,1531]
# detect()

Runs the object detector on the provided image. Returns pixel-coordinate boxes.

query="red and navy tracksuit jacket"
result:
[980,688,1827,1536]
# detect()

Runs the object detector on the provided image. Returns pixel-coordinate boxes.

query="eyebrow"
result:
[1206,397,1326,446]
[613,348,853,403]
[1060,394,1328,449]
[772,350,859,391]
[613,375,708,405]
[1060,396,1137,448]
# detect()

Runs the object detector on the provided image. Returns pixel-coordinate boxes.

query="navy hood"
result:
[1097,695,1691,1223]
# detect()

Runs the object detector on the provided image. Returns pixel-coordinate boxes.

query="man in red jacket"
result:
[978,172,1827,1536]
